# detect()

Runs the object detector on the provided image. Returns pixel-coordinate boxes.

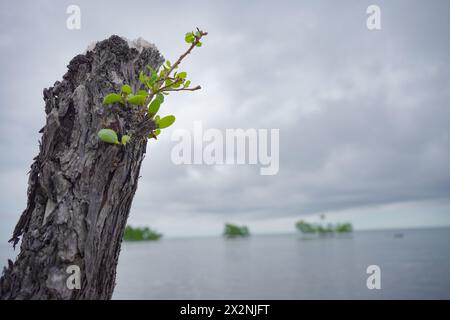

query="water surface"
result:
[1,228,449,299]
[113,228,450,299]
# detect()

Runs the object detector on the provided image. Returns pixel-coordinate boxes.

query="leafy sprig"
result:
[98,28,207,145]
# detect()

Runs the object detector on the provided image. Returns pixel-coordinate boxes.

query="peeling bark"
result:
[0,35,164,299]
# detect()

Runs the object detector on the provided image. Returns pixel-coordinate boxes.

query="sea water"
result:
[0,228,449,299]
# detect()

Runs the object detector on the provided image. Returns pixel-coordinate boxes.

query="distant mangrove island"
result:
[123,225,163,241]
[223,223,250,238]
[122,218,352,241]
[295,220,353,235]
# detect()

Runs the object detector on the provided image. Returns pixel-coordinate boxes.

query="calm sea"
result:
[1,228,449,299]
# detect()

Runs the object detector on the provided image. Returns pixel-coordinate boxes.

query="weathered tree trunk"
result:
[0,36,163,299]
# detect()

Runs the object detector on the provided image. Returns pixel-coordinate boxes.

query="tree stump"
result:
[0,35,164,299]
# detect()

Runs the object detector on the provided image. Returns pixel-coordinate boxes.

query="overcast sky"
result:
[0,0,449,242]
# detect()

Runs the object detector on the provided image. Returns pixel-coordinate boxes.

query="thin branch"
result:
[164,29,208,81]
[164,85,201,92]
[158,78,184,92]
[141,29,207,117]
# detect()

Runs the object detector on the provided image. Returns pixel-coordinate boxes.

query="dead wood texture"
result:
[0,35,163,299]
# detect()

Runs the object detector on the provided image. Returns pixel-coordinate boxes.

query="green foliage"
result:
[98,129,131,146]
[149,129,161,139]
[98,129,120,145]
[185,32,195,43]
[185,30,203,47]
[121,85,132,95]
[127,94,146,105]
[158,115,176,129]
[98,29,207,145]
[155,93,164,103]
[123,225,163,241]
[103,93,123,105]
[224,223,250,238]
[137,89,148,97]
[335,223,353,233]
[295,220,317,234]
[147,99,161,116]
[121,135,131,145]
[295,220,353,235]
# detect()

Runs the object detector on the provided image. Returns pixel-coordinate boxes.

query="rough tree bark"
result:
[0,35,164,299]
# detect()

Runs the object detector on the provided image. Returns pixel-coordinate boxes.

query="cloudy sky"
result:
[0,0,449,242]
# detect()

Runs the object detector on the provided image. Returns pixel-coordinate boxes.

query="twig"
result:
[158,78,184,92]
[164,85,201,92]
[165,29,208,80]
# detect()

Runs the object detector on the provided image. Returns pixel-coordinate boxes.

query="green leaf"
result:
[151,71,158,82]
[121,135,131,145]
[139,71,146,84]
[127,94,146,105]
[148,99,161,115]
[178,72,187,79]
[121,85,132,95]
[196,42,202,47]
[146,71,157,86]
[137,90,148,97]
[184,80,191,88]
[155,115,160,124]
[155,93,164,103]
[158,115,176,129]
[98,129,119,145]
[146,65,154,74]
[103,93,123,105]
[185,32,195,43]
[149,129,161,139]
[166,60,171,67]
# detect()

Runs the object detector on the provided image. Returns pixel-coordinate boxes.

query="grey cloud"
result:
[1,0,449,240]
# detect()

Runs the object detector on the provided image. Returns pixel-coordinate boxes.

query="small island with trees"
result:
[223,223,250,238]
[295,217,353,237]
[123,225,163,241]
